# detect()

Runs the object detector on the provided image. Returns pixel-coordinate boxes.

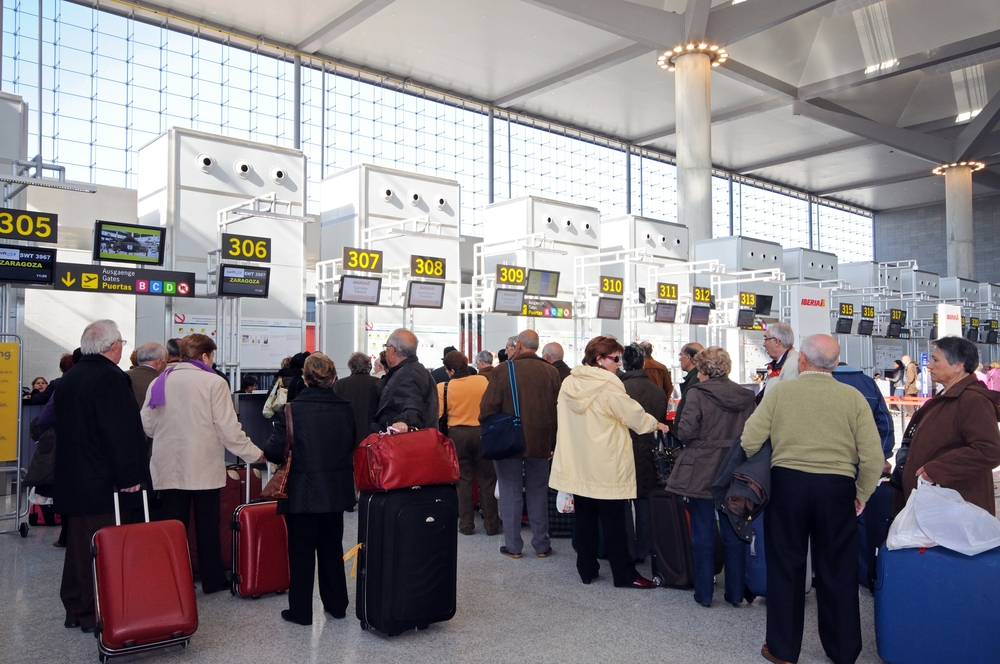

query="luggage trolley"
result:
[0,334,28,537]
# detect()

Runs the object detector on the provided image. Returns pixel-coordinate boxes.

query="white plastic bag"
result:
[556,491,575,514]
[912,481,1000,556]
[886,478,939,551]
[887,478,1000,555]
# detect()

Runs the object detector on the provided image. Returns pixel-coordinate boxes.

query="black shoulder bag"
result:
[439,382,449,436]
[481,361,526,460]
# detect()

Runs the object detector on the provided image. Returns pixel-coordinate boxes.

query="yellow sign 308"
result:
[411,255,446,278]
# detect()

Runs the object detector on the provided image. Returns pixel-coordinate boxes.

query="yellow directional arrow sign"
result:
[61,272,76,287]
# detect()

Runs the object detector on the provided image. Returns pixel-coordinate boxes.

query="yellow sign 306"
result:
[600,276,623,295]
[342,246,383,273]
[223,233,270,262]
[411,255,446,278]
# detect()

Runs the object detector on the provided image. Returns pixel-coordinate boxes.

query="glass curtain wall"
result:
[2,0,873,258]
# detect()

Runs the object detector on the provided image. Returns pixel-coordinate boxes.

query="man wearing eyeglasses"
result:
[757,322,799,405]
[372,328,438,433]
[53,319,150,633]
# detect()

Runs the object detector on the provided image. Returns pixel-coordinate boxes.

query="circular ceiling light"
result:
[657,44,728,72]
[931,161,986,176]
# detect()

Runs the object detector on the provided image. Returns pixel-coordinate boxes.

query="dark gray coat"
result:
[621,369,667,499]
[264,387,356,514]
[372,355,438,432]
[667,377,755,500]
[711,438,772,542]
[333,372,380,444]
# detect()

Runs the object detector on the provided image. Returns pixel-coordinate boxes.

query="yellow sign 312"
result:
[693,286,711,303]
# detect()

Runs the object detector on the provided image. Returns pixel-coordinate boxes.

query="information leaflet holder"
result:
[0,335,27,537]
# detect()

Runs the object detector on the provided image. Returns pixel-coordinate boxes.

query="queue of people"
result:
[30,318,1000,664]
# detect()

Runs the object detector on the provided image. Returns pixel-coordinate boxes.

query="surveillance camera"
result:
[563,218,573,228]
[197,154,214,173]
[435,196,447,210]
[583,222,592,231]
[382,188,394,201]
[408,190,421,206]
[658,235,666,244]
[545,217,554,225]
[270,166,286,183]
[645,233,652,241]
[234,160,252,178]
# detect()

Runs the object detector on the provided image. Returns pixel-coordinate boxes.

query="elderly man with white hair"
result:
[741,334,883,664]
[756,321,799,404]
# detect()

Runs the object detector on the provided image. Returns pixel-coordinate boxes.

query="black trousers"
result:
[573,496,637,586]
[284,512,348,622]
[60,513,115,629]
[765,467,862,664]
[158,488,227,593]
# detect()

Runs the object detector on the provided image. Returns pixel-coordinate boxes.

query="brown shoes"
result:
[761,644,794,664]
[500,546,522,559]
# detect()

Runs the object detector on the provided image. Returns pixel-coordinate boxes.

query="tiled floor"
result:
[0,503,886,664]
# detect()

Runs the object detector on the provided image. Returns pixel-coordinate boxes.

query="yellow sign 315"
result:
[223,233,270,262]
[840,303,854,316]
[496,265,527,286]
[0,208,58,243]
[693,286,711,303]
[411,255,446,278]
[342,246,383,273]
[600,275,623,295]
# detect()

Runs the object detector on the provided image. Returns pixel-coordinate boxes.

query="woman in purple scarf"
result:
[141,334,263,594]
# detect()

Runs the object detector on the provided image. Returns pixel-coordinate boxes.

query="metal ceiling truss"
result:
[296,0,397,54]
[631,98,787,145]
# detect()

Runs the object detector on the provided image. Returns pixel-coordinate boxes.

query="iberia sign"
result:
[800,298,826,307]
[53,263,196,297]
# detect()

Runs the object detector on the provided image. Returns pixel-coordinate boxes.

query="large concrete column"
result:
[675,52,713,255]
[944,166,974,280]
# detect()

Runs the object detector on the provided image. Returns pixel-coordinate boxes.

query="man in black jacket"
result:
[541,342,571,383]
[431,346,458,384]
[54,320,150,633]
[673,342,703,428]
[371,328,438,432]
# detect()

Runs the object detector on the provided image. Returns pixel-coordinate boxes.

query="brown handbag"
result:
[259,403,294,501]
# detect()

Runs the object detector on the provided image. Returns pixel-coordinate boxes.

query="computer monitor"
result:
[754,294,773,316]
[492,288,525,314]
[405,281,446,309]
[857,319,874,336]
[929,325,938,340]
[835,317,854,334]
[595,297,623,320]
[338,275,382,305]
[653,302,677,324]
[965,327,980,343]
[886,321,902,338]
[736,309,757,329]
[0,244,55,285]
[93,220,166,266]
[524,269,560,297]
[987,330,998,344]
[688,304,710,325]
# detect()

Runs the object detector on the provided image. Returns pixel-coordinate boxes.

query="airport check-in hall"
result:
[2,0,1000,662]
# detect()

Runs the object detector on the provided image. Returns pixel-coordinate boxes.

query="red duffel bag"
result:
[354,428,460,492]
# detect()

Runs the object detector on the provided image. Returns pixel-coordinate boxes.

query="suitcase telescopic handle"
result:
[113,490,150,526]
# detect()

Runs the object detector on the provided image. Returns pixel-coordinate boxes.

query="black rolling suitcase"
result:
[357,485,458,635]
[648,489,693,588]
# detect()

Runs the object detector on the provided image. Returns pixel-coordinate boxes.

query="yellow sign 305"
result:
[223,233,270,262]
[342,246,383,273]
[411,255,446,278]
[0,208,58,243]
[693,286,712,303]
[600,276,623,295]
[496,265,527,286]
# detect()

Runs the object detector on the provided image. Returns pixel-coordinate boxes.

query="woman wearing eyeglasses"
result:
[550,335,671,589]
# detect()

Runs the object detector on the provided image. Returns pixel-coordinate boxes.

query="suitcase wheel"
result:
[99,655,108,663]
[251,595,262,600]
[653,574,664,588]
[19,522,28,538]
[360,621,369,631]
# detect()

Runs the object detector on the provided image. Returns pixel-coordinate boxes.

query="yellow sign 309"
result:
[600,276,623,295]
[342,246,383,273]
[411,255,446,278]
[496,265,527,286]
[693,286,712,303]
[222,233,271,262]
[0,208,58,243]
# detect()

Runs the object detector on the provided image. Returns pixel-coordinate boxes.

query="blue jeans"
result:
[687,497,748,605]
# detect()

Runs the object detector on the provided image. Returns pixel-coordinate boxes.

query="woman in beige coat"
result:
[550,336,670,589]
[142,334,262,594]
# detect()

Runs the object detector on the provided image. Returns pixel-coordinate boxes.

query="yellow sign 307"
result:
[342,247,383,273]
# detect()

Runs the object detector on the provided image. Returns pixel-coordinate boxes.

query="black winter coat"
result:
[53,355,151,515]
[333,372,380,444]
[263,387,356,514]
[372,356,438,432]
[621,369,667,498]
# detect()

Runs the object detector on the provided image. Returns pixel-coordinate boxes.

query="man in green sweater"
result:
[741,334,883,664]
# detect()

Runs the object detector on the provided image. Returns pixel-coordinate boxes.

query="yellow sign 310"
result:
[600,275,623,295]
[342,246,383,273]
[411,255,446,278]
[223,233,270,262]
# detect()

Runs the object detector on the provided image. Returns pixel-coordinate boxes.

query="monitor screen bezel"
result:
[405,280,446,309]
[886,321,902,338]
[595,296,623,320]
[218,264,271,298]
[524,268,560,298]
[736,309,757,329]
[92,220,166,266]
[987,330,998,344]
[835,317,854,334]
[688,304,711,325]
[338,274,383,305]
[857,319,874,336]
[754,294,773,316]
[653,302,677,324]
[492,288,525,314]
[0,243,56,286]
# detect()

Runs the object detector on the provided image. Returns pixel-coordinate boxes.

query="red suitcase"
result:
[231,500,290,598]
[92,492,198,662]
[188,464,262,572]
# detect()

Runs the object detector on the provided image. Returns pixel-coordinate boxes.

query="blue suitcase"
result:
[745,512,812,598]
[875,544,1000,663]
